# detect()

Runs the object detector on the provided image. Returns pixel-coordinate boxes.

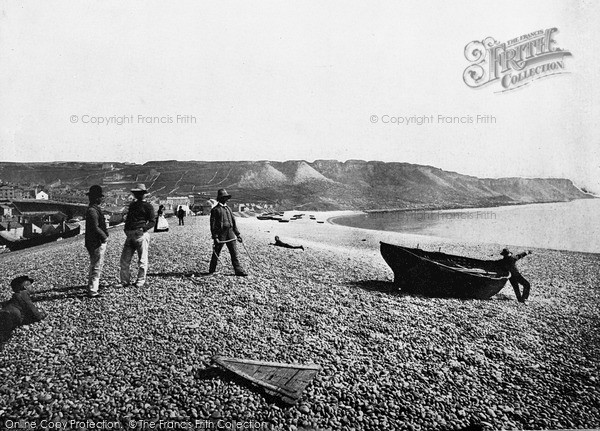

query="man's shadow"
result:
[32,285,89,302]
[147,271,200,278]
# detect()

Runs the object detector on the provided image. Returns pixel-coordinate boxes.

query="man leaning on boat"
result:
[500,248,532,303]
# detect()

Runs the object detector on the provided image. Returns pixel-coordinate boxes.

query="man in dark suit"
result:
[85,185,108,298]
[500,248,532,303]
[208,189,247,276]
[177,206,186,226]
[0,276,46,342]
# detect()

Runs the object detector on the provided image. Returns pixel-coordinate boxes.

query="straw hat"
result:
[131,183,149,194]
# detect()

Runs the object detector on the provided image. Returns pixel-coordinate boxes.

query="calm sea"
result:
[332,198,600,254]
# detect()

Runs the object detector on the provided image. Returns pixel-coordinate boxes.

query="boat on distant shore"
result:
[256,212,285,221]
[380,242,510,299]
[0,226,81,252]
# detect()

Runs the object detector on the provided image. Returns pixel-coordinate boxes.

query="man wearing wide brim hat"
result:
[85,185,109,298]
[500,247,533,303]
[208,189,247,276]
[120,183,156,288]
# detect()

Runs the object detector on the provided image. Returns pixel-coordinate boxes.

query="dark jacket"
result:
[124,200,156,232]
[500,252,528,277]
[85,204,108,250]
[0,290,45,331]
[210,203,240,241]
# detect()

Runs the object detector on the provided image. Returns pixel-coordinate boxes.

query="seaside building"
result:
[35,190,49,200]
[163,196,190,213]
[0,221,24,238]
[0,204,13,218]
[0,185,24,200]
[11,200,87,224]
[50,193,88,204]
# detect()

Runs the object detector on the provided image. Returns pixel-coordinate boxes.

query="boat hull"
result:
[3,226,81,252]
[380,242,509,299]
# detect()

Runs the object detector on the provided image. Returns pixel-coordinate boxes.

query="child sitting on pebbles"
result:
[0,276,47,342]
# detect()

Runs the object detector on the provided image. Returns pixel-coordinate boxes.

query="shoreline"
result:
[325,200,600,256]
[357,196,598,214]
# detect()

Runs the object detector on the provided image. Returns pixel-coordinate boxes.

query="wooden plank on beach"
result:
[212,356,321,405]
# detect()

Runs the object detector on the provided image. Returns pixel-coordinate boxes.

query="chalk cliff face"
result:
[0,160,591,210]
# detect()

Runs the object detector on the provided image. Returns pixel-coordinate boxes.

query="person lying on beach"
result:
[0,276,47,342]
[499,248,532,303]
[271,236,304,251]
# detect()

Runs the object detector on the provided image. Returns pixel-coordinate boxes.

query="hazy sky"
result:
[1,1,599,192]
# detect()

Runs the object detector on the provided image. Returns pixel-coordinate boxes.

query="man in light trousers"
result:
[85,185,109,298]
[120,184,155,288]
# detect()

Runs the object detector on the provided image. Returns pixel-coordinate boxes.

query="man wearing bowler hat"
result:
[120,184,156,288]
[209,189,247,276]
[85,185,109,298]
[0,276,46,342]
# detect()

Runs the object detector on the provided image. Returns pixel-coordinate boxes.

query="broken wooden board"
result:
[212,356,321,405]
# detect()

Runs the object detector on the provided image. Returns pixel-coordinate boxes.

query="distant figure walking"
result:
[271,235,304,251]
[500,248,532,303]
[177,206,186,226]
[85,185,109,298]
[120,184,156,288]
[0,276,46,342]
[208,189,247,276]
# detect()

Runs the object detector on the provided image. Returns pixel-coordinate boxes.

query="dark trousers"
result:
[178,217,184,226]
[0,310,20,341]
[209,241,244,273]
[510,273,531,302]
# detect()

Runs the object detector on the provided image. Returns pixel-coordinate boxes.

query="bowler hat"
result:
[86,185,104,197]
[217,189,231,199]
[500,248,511,256]
[10,275,34,290]
[131,183,149,193]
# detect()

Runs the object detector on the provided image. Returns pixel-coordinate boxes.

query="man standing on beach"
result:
[120,184,155,288]
[85,185,108,298]
[177,206,186,226]
[500,248,532,303]
[208,189,247,276]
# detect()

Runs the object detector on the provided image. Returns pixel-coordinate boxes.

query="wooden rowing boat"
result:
[0,226,81,252]
[212,356,321,405]
[380,242,510,299]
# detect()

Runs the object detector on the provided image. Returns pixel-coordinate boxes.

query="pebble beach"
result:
[1,213,599,430]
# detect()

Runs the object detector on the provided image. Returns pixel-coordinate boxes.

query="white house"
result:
[0,205,12,217]
[35,190,49,200]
